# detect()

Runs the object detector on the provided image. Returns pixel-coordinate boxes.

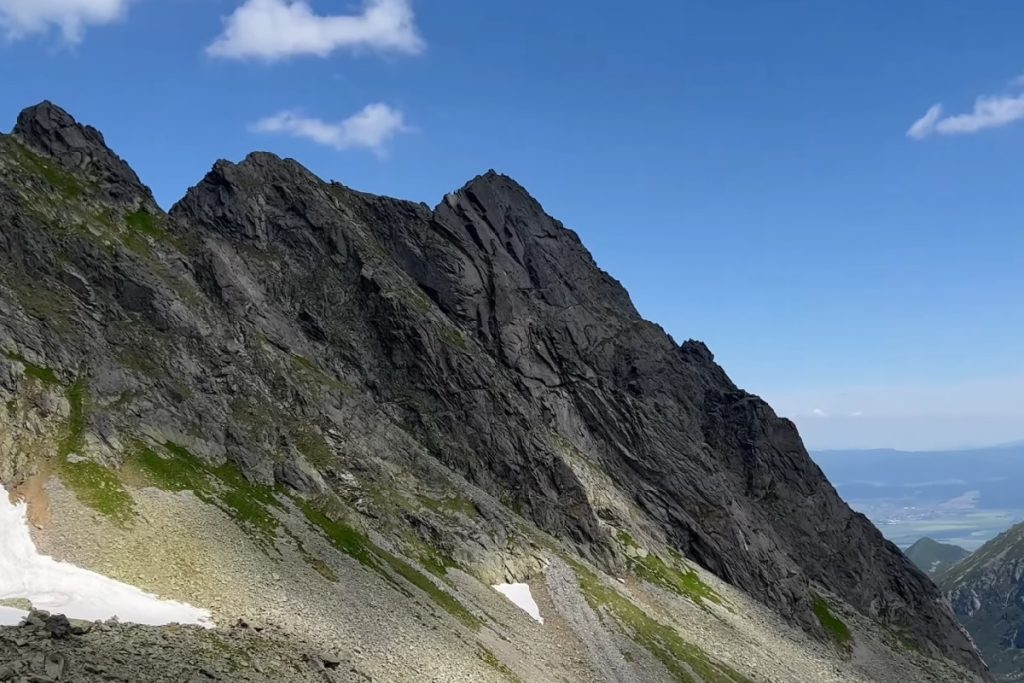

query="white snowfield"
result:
[492,583,543,624]
[0,493,213,628]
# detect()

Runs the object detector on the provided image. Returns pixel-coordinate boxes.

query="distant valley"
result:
[813,443,1024,551]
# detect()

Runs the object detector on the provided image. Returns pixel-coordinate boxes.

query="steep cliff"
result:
[0,101,989,682]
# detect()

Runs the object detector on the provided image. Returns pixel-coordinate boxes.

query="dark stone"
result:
[45,614,71,640]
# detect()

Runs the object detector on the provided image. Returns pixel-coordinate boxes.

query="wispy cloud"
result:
[208,0,424,61]
[811,408,830,418]
[252,104,410,155]
[0,0,131,43]
[908,85,1024,140]
[907,104,943,140]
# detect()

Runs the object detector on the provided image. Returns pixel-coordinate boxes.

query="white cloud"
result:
[906,104,942,140]
[908,92,1024,139]
[208,0,424,61]
[0,0,130,43]
[811,408,830,418]
[252,103,409,155]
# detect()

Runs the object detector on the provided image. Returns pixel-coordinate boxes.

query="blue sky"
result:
[1,0,1022,449]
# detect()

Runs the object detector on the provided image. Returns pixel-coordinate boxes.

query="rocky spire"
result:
[12,101,155,207]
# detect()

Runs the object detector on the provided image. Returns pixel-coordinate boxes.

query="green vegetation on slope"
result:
[940,522,1024,587]
[124,209,183,251]
[615,531,723,608]
[571,560,752,683]
[4,351,60,384]
[812,595,853,649]
[295,497,480,630]
[56,378,136,524]
[476,645,523,683]
[10,141,85,198]
[130,441,281,536]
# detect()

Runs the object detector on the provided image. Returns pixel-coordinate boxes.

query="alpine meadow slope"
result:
[0,101,991,682]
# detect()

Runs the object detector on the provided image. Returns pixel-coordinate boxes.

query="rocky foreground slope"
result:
[0,101,990,682]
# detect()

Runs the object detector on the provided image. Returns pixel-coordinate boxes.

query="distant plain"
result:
[813,444,1024,550]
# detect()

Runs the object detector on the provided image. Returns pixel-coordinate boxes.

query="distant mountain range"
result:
[904,537,970,576]
[814,443,1024,509]
[816,445,1024,680]
[813,444,1024,550]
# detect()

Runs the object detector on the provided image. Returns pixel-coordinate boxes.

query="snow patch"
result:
[0,493,213,627]
[492,583,543,624]
[0,605,28,626]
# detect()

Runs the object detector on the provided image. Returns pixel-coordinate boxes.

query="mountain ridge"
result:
[0,100,990,682]
[942,521,1024,680]
[905,537,970,577]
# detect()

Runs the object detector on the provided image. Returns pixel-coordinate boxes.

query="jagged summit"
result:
[11,101,154,207]
[0,102,994,682]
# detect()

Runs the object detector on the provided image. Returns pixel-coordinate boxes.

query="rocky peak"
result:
[11,101,153,207]
[0,102,994,682]
[170,152,332,248]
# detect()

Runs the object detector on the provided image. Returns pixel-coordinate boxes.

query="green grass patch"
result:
[120,230,154,259]
[124,209,182,251]
[125,209,159,236]
[571,560,752,683]
[59,378,87,457]
[476,646,523,683]
[293,498,381,569]
[4,351,60,385]
[417,546,458,579]
[295,497,479,629]
[13,143,85,199]
[129,441,281,537]
[58,458,136,524]
[616,532,723,608]
[437,324,469,351]
[131,442,209,491]
[812,595,853,649]
[292,423,333,467]
[55,378,136,524]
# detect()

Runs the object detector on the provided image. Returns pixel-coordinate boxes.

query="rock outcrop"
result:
[943,522,1024,680]
[0,101,991,681]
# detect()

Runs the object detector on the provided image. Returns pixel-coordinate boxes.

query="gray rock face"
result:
[12,100,153,207]
[0,101,990,680]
